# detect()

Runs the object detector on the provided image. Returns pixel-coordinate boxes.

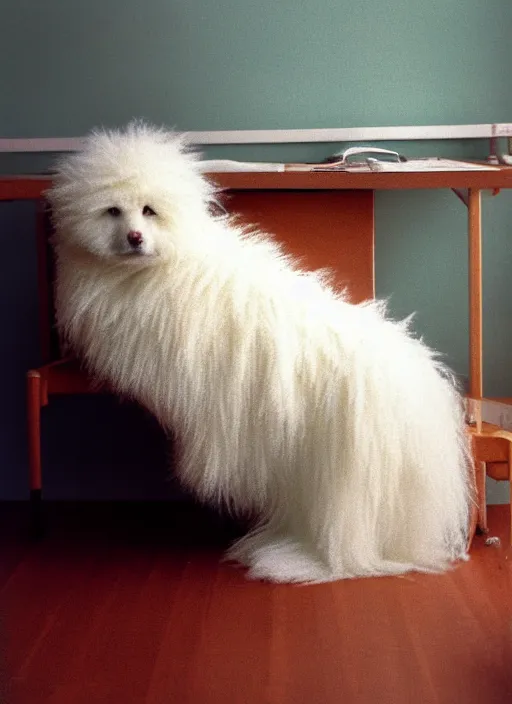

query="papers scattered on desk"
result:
[287,158,501,172]
[365,158,500,172]
[197,156,501,174]
[289,147,502,172]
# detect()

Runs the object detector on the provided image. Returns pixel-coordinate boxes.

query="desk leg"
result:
[467,189,488,536]
[468,189,483,419]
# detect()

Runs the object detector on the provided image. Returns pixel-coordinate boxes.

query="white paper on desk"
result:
[367,158,499,172]
[198,159,285,173]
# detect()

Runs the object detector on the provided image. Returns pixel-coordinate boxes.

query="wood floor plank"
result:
[2,503,511,704]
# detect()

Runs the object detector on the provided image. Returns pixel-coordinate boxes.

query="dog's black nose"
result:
[127,231,143,248]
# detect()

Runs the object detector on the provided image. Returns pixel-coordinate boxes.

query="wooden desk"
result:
[2,166,512,195]
[2,167,512,538]
[3,167,512,389]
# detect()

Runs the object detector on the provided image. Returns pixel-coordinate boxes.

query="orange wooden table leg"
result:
[27,370,44,537]
[468,189,483,422]
[467,189,489,539]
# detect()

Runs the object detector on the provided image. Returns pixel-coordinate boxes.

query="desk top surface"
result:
[1,167,512,200]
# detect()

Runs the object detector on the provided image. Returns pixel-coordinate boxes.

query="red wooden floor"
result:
[2,503,512,704]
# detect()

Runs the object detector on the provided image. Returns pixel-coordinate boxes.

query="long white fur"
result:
[47,121,473,583]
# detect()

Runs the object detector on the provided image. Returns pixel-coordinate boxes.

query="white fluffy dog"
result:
[47,121,472,583]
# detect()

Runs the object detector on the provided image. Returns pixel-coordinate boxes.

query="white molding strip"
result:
[190,123,512,145]
[0,137,86,153]
[0,123,511,153]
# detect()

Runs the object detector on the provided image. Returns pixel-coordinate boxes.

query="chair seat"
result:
[31,358,103,405]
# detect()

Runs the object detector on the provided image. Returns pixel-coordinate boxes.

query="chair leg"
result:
[467,499,478,550]
[508,442,512,546]
[475,460,488,533]
[27,371,44,538]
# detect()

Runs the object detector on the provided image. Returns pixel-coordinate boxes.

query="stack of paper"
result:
[366,158,499,172]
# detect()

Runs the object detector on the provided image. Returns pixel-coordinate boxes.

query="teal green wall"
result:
[1,1,511,501]
[1,0,510,137]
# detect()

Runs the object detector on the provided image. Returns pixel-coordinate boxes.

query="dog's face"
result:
[63,181,178,263]
[47,122,215,266]
[100,199,164,260]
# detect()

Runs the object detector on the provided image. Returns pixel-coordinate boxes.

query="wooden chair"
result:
[26,185,493,546]
[26,203,100,534]
[469,421,512,544]
[26,185,378,535]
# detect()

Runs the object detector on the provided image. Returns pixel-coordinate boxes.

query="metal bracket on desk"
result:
[451,188,501,207]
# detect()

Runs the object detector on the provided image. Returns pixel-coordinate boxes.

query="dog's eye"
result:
[107,207,121,217]
[142,205,156,217]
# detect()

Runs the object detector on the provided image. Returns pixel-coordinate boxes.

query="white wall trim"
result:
[0,124,511,153]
